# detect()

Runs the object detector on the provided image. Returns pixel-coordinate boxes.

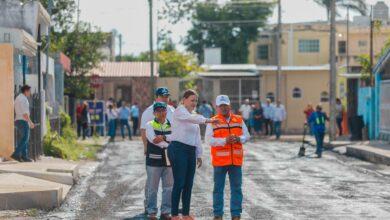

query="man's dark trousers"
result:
[13,120,30,159]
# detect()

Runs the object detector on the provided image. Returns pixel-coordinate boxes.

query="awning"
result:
[197,71,259,77]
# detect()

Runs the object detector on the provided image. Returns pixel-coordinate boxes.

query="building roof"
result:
[88,62,159,77]
[257,65,330,71]
[197,71,259,77]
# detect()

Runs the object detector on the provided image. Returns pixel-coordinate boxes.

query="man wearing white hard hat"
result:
[205,95,250,220]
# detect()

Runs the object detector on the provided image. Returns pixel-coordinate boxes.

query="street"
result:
[39,139,390,220]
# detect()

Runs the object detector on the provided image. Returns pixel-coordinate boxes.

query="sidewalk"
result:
[0,157,80,210]
[262,134,390,166]
[346,141,390,166]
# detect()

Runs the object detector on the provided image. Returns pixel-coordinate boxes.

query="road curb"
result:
[346,145,390,166]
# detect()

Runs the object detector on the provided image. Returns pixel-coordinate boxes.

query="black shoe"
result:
[214,217,223,220]
[160,213,171,220]
[21,157,33,162]
[10,154,22,162]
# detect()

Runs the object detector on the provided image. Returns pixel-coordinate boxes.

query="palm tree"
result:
[314,0,367,21]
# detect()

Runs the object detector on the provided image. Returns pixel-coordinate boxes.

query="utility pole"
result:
[77,0,81,25]
[148,0,155,102]
[276,0,282,103]
[119,34,122,61]
[329,0,337,141]
[346,5,350,73]
[45,0,53,91]
[370,5,374,87]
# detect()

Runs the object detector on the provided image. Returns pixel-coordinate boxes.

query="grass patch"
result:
[43,112,104,161]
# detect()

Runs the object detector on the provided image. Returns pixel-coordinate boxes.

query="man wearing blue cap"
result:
[141,87,175,215]
[144,102,173,220]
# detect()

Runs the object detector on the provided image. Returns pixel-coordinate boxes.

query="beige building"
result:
[249,20,390,69]
[259,65,330,132]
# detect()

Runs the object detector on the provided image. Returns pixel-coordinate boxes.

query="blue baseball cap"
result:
[155,87,170,97]
[153,102,167,112]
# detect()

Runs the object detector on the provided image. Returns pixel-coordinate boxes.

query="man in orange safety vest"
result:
[205,95,250,220]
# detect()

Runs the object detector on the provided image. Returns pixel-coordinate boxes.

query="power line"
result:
[200,20,266,24]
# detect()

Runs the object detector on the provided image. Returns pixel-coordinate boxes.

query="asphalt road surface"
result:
[40,139,390,220]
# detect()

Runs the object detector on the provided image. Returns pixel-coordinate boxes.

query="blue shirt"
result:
[309,111,327,134]
[130,105,140,118]
[198,104,213,118]
[118,107,131,120]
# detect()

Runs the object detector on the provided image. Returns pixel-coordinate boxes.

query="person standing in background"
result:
[252,101,264,138]
[107,104,118,142]
[304,104,315,135]
[198,100,214,137]
[12,85,35,162]
[273,101,286,140]
[76,101,83,138]
[118,102,132,140]
[335,98,344,137]
[80,101,89,140]
[239,99,252,133]
[131,102,140,136]
[263,99,274,136]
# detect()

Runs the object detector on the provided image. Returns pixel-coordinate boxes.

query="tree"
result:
[119,37,200,78]
[158,50,200,77]
[313,0,367,20]
[184,1,272,63]
[58,23,107,98]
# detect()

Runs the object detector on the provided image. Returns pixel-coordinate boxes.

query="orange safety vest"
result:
[211,114,244,167]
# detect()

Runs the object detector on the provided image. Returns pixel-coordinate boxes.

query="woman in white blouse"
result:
[168,89,218,220]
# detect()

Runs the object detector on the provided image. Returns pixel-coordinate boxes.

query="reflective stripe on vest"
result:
[316,115,325,125]
[211,114,244,167]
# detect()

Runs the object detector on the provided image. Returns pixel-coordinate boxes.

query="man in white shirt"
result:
[273,100,287,140]
[205,95,250,220]
[239,99,252,132]
[263,99,275,136]
[12,85,35,162]
[140,87,175,215]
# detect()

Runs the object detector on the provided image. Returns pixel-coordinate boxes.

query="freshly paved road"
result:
[40,139,390,219]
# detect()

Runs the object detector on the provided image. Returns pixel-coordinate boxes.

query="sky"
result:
[78,0,390,55]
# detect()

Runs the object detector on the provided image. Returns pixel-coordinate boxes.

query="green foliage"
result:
[357,54,371,83]
[158,50,200,77]
[184,1,273,63]
[117,52,151,62]
[119,38,200,78]
[43,112,102,160]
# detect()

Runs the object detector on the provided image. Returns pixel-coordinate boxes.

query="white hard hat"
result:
[216,95,231,106]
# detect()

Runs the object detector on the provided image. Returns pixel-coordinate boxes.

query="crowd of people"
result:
[236,98,287,140]
[76,100,140,142]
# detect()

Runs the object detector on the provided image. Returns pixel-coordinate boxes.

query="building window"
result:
[338,41,346,54]
[292,87,302,98]
[320,91,329,102]
[266,92,275,102]
[299,39,320,53]
[358,40,367,47]
[257,45,269,60]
